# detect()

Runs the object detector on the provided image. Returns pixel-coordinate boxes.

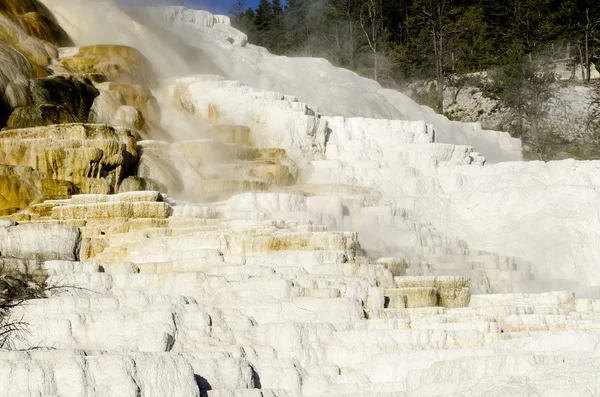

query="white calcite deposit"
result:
[1,2,600,397]
[4,191,600,397]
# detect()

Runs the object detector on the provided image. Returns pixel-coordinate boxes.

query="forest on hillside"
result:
[230,0,600,160]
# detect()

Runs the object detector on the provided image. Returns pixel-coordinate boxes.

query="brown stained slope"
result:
[0,0,74,127]
[62,45,159,88]
[0,42,34,128]
[0,124,139,205]
[0,0,72,47]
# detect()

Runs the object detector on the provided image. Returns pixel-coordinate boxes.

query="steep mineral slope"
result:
[170,75,600,291]
[41,1,521,163]
[150,7,523,163]
[1,2,600,397]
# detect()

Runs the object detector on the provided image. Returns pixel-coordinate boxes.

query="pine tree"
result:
[285,0,300,12]
[267,0,285,52]
[272,0,284,16]
[244,8,256,20]
[254,0,274,32]
[231,2,255,36]
[487,59,557,159]
[283,0,310,53]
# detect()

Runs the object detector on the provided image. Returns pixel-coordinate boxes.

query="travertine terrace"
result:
[1,2,600,397]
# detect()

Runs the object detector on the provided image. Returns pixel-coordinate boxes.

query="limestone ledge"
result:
[2,189,600,397]
[0,123,137,196]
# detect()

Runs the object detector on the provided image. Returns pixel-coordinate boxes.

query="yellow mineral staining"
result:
[88,81,164,139]
[235,232,353,256]
[102,82,161,125]
[266,235,310,251]
[386,287,439,308]
[61,45,158,87]
[249,160,296,185]
[207,104,219,124]
[0,0,73,127]
[285,184,382,199]
[40,178,75,199]
[0,0,71,73]
[0,165,39,215]
[52,201,172,221]
[1,191,175,260]
[0,0,72,46]
[0,124,138,196]
[6,104,79,129]
[166,137,298,201]
[211,125,251,146]
[31,63,51,78]
[0,15,57,67]
[0,163,75,215]
[393,276,471,308]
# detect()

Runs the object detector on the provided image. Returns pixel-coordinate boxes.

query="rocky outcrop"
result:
[6,75,99,129]
[60,45,158,88]
[0,42,34,128]
[0,0,72,47]
[0,0,74,128]
[0,164,77,215]
[6,104,78,129]
[0,165,43,215]
[88,81,161,136]
[136,124,298,198]
[100,82,160,123]
[0,123,137,197]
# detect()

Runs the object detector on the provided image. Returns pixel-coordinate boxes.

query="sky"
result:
[120,0,285,17]
[165,0,263,15]
[185,0,258,14]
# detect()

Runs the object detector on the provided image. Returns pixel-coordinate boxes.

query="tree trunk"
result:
[586,29,591,82]
[373,13,378,81]
[374,52,378,81]
[437,33,444,113]
[579,44,586,80]
[586,9,592,83]
[348,10,355,69]
[531,118,539,153]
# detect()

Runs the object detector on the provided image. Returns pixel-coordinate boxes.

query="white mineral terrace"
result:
[1,2,600,397]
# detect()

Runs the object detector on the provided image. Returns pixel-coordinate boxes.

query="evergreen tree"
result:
[268,0,285,52]
[486,59,558,158]
[283,0,311,53]
[232,5,255,37]
[254,0,274,32]
[239,0,600,103]
[272,0,284,16]
[285,0,301,12]
[244,7,256,20]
